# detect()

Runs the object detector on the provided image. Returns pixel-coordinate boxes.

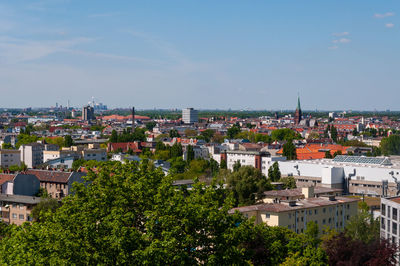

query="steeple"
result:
[297,94,301,111]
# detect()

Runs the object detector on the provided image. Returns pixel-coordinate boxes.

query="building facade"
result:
[0,149,21,169]
[0,194,43,225]
[82,105,95,121]
[230,187,358,234]
[182,108,198,124]
[380,197,400,245]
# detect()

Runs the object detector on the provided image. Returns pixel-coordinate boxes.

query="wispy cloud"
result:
[385,23,395,28]
[374,12,395,18]
[332,32,349,37]
[328,46,338,50]
[332,38,351,44]
[0,36,92,63]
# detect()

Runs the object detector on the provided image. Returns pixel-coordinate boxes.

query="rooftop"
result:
[0,194,43,205]
[229,196,359,214]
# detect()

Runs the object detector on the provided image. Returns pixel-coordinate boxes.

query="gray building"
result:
[182,108,198,124]
[82,105,95,121]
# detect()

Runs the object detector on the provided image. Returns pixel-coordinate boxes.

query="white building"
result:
[19,143,59,168]
[277,155,400,197]
[380,197,400,245]
[182,108,198,124]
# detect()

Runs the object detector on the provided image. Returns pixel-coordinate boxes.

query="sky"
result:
[0,0,399,110]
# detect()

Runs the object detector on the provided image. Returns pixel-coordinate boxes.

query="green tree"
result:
[1,143,13,149]
[271,128,299,141]
[64,135,74,147]
[220,158,227,169]
[233,160,241,172]
[109,130,118,143]
[282,141,297,160]
[227,124,241,139]
[169,129,180,138]
[280,176,297,189]
[31,198,60,223]
[324,150,333,159]
[186,145,195,162]
[345,205,379,244]
[380,134,400,155]
[226,166,272,206]
[200,129,215,143]
[330,125,338,142]
[145,121,156,131]
[0,162,256,265]
[267,162,281,182]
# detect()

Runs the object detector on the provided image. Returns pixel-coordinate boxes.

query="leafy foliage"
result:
[381,135,400,155]
[226,166,272,206]
[282,141,297,160]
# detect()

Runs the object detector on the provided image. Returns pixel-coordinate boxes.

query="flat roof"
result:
[229,196,358,214]
[0,194,43,205]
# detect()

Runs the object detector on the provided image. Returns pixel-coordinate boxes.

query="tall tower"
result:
[131,107,135,132]
[294,95,302,125]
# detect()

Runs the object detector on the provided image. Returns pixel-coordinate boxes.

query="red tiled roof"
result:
[26,169,72,183]
[0,174,15,185]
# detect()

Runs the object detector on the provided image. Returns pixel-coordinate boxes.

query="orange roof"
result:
[277,144,349,160]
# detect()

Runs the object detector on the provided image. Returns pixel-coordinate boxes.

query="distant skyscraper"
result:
[82,105,95,121]
[182,108,198,124]
[131,107,135,132]
[294,96,302,125]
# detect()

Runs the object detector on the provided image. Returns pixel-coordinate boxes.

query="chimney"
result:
[132,107,135,133]
[302,186,314,199]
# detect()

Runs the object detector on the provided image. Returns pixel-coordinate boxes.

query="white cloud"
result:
[374,12,395,18]
[332,32,349,36]
[332,38,351,44]
[385,23,395,28]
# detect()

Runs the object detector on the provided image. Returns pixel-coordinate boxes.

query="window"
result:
[382,204,386,216]
[393,208,398,221]
[12,203,16,208]
[388,220,391,232]
[388,206,391,218]
[392,236,397,243]
[309,210,312,215]
[323,208,326,213]
[12,213,17,219]
[288,213,292,219]
[265,213,270,219]
[19,214,24,220]
[323,219,326,224]
[288,225,291,229]
[314,209,318,215]
[393,222,397,235]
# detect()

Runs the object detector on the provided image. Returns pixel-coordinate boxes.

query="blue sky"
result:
[0,0,399,110]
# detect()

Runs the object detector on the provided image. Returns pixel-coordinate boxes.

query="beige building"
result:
[230,187,358,234]
[0,149,21,169]
[0,194,43,225]
[43,150,79,163]
[19,143,58,168]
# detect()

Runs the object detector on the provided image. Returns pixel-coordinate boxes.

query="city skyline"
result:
[0,1,399,110]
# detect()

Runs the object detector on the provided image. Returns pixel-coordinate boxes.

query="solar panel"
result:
[332,155,391,165]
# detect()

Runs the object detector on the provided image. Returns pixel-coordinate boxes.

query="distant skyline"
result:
[0,1,399,110]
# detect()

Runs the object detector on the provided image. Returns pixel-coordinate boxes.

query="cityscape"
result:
[0,1,399,265]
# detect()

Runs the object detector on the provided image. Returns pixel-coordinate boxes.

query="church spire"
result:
[297,94,301,111]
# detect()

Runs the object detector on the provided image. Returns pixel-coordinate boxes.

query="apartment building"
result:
[26,169,87,199]
[182,108,198,124]
[0,149,21,169]
[229,186,358,234]
[19,143,59,168]
[221,150,286,176]
[0,194,43,225]
[380,197,400,245]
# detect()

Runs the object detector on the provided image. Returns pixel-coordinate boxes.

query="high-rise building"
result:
[82,105,95,121]
[182,108,198,124]
[294,96,302,125]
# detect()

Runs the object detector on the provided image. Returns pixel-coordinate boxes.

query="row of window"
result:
[381,204,398,220]
[381,218,399,235]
